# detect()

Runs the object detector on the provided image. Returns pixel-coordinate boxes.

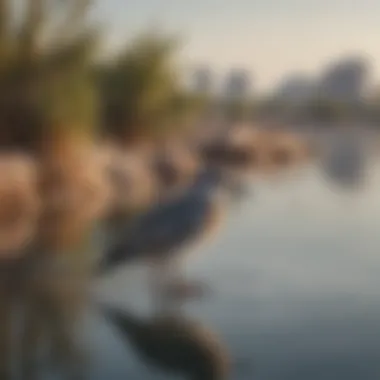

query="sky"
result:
[92,0,380,92]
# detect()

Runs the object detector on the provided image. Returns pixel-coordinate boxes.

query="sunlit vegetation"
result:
[0,0,98,152]
[96,31,206,146]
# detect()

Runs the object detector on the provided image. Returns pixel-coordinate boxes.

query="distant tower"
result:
[274,73,316,106]
[221,69,252,123]
[318,56,371,103]
[192,66,213,95]
[223,69,251,100]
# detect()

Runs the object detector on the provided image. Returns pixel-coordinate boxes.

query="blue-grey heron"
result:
[97,166,246,298]
[101,303,230,380]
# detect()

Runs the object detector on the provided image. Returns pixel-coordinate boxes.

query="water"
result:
[92,153,380,379]
[4,129,380,380]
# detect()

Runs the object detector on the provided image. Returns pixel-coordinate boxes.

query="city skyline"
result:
[94,0,380,92]
[186,55,375,102]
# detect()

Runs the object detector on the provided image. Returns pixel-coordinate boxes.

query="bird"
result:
[101,303,230,380]
[97,165,247,300]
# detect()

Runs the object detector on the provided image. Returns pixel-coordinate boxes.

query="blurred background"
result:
[1,1,380,379]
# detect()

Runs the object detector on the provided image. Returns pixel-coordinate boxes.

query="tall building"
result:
[274,74,316,105]
[223,69,251,99]
[318,56,371,103]
[191,66,213,94]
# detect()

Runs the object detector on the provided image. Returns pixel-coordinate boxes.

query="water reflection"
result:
[0,254,87,380]
[0,260,15,380]
[319,128,369,191]
[0,130,351,380]
[101,303,230,380]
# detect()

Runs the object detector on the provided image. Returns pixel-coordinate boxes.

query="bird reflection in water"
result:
[101,302,231,380]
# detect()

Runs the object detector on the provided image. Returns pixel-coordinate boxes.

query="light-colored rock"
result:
[258,130,314,175]
[0,152,40,256]
[105,145,158,216]
[149,140,200,195]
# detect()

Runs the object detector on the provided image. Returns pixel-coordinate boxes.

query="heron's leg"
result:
[162,257,211,302]
[148,258,170,316]
[148,258,193,316]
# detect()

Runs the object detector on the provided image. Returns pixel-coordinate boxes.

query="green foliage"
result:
[0,2,211,148]
[0,0,9,67]
[39,30,99,134]
[0,0,98,149]
[169,91,212,128]
[98,31,195,142]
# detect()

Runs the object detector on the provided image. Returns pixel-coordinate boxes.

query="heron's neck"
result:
[193,171,220,195]
[191,182,219,201]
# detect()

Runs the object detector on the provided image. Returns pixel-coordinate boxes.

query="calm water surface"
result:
[90,146,380,379]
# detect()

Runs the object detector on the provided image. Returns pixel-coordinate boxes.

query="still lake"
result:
[88,133,380,380]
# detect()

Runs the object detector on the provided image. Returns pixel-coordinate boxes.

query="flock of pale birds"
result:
[0,124,314,380]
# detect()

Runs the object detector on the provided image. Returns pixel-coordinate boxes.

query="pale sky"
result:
[93,0,380,92]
